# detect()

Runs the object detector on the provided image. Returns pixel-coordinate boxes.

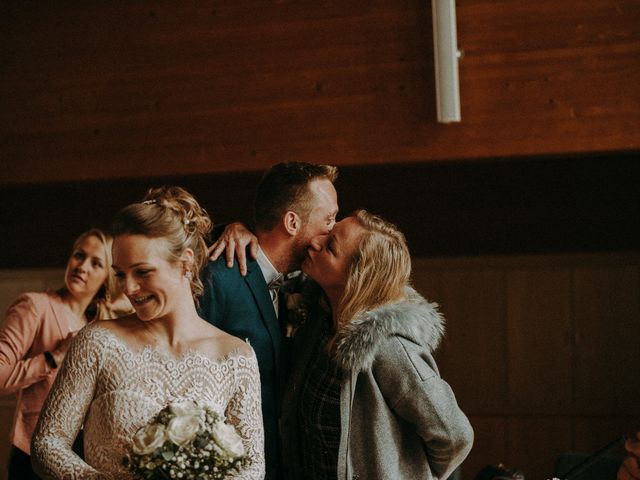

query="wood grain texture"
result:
[506,417,574,479]
[412,252,639,479]
[572,417,639,453]
[1,0,639,184]
[573,266,640,414]
[506,269,573,414]
[437,270,508,413]
[462,416,507,480]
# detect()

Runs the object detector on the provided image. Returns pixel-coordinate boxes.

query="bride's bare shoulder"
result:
[196,322,253,359]
[91,315,146,337]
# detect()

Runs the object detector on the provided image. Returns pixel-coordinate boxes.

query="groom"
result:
[199,162,339,480]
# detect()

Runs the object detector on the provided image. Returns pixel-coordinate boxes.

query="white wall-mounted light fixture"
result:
[432,0,462,123]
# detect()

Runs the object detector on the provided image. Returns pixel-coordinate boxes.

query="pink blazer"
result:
[0,291,71,454]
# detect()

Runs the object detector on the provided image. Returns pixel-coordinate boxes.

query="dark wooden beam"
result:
[1,152,637,269]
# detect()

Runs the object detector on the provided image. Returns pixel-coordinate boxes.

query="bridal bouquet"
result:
[124,401,250,480]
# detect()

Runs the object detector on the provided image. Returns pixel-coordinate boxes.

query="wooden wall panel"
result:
[573,417,637,454]
[573,266,640,414]
[413,252,638,479]
[1,0,639,185]
[506,270,573,413]
[411,269,441,304]
[436,270,507,413]
[463,416,507,480]
[458,1,640,152]
[507,417,574,479]
[2,156,637,270]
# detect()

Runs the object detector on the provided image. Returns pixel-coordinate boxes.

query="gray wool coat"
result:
[280,287,474,480]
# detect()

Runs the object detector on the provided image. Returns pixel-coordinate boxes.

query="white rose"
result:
[167,414,200,446]
[211,421,245,458]
[285,292,303,310]
[132,423,166,455]
[169,400,202,417]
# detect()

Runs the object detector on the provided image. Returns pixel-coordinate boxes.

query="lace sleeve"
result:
[31,326,107,479]
[225,350,265,480]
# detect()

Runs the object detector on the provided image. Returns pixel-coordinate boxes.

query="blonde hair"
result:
[66,228,118,321]
[336,210,411,330]
[111,186,213,302]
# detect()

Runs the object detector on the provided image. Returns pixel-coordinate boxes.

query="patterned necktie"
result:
[268,271,301,291]
[267,274,285,291]
[267,274,284,316]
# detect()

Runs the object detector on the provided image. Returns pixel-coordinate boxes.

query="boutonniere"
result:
[280,272,315,338]
[283,291,309,337]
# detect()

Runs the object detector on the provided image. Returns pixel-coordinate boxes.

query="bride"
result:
[31,186,264,479]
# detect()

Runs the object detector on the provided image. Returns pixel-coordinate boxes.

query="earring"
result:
[185,271,193,280]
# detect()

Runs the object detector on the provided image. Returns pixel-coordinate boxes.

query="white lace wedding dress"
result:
[31,324,265,479]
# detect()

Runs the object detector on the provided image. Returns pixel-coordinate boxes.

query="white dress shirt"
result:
[256,246,282,316]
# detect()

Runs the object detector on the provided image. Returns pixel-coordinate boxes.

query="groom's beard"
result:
[289,236,310,273]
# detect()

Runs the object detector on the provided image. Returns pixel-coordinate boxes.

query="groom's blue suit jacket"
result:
[199,255,283,480]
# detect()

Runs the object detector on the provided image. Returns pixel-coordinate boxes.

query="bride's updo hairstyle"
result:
[111,186,213,302]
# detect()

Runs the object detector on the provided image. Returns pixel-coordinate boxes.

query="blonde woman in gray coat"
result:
[281,210,473,480]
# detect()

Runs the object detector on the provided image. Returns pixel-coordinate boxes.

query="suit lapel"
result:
[244,264,283,356]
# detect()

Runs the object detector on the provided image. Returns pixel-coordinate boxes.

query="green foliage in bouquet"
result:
[123,401,250,480]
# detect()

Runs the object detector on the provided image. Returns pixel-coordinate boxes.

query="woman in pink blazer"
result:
[0,228,122,479]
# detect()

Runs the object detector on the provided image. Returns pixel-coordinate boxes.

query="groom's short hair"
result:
[253,162,338,232]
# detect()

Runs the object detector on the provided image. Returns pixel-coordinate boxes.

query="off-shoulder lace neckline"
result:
[87,324,251,366]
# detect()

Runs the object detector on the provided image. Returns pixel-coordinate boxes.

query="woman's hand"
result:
[208,222,259,276]
[50,332,77,367]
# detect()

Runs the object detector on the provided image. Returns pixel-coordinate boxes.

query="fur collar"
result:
[332,287,445,372]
